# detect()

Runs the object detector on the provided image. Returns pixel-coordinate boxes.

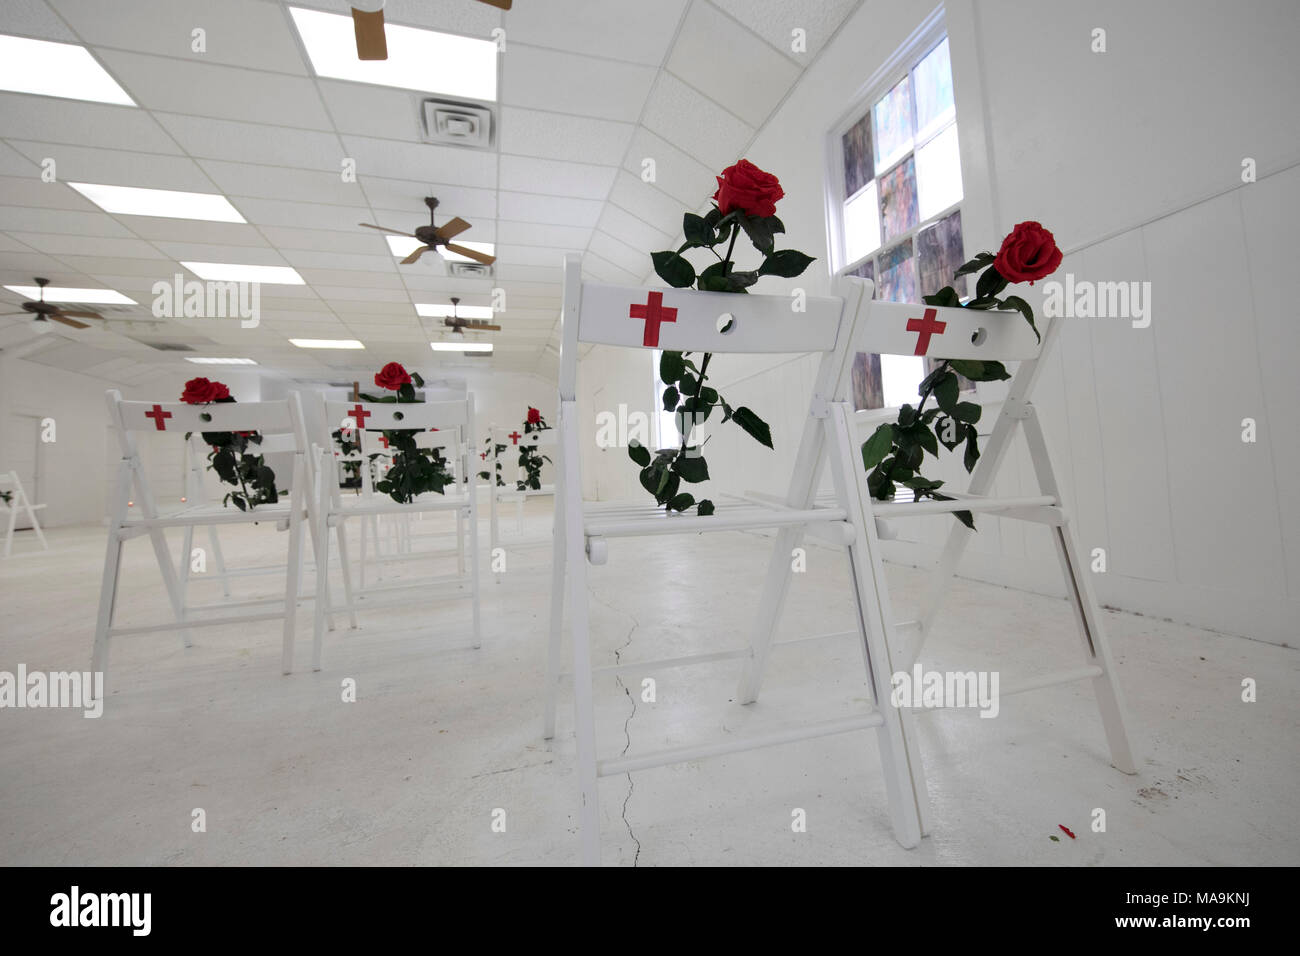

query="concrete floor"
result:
[1,500,1296,866]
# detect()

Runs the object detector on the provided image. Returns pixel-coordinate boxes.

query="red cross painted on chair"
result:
[906,308,947,356]
[145,404,172,431]
[377,435,389,449]
[629,291,677,347]
[348,403,371,430]
[507,431,522,445]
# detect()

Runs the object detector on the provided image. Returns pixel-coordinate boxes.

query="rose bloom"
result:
[374,362,412,391]
[180,377,231,404]
[993,221,1063,285]
[526,407,541,425]
[712,159,785,219]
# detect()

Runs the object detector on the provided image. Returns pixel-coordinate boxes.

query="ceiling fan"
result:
[359,197,496,266]
[0,278,104,330]
[443,297,501,334]
[350,0,514,61]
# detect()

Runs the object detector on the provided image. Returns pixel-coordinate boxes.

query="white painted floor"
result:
[1,500,1296,866]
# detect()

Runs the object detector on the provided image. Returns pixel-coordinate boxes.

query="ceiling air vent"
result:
[422,99,494,149]
[142,342,196,352]
[447,261,493,279]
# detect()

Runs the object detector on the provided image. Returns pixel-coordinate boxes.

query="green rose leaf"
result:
[730,406,773,448]
[679,371,698,396]
[675,453,709,483]
[923,286,963,308]
[953,401,982,424]
[651,251,696,288]
[410,371,424,388]
[683,212,712,246]
[628,440,651,467]
[934,372,960,412]
[662,385,679,411]
[999,294,1041,342]
[936,416,964,451]
[975,264,1008,301]
[696,499,715,516]
[660,350,685,384]
[947,358,1011,382]
[668,492,695,512]
[758,249,816,278]
[739,214,784,255]
[954,252,995,278]
[963,428,981,472]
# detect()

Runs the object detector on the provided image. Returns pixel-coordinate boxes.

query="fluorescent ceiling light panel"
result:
[417,303,494,320]
[0,35,135,105]
[5,284,136,304]
[290,338,365,349]
[431,341,492,352]
[181,262,305,285]
[386,235,423,257]
[185,357,258,365]
[289,7,497,100]
[69,182,245,222]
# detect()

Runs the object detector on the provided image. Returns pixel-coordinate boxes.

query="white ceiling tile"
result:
[0,93,181,153]
[51,0,310,73]
[709,0,860,63]
[153,241,285,265]
[0,143,39,176]
[493,264,562,284]
[499,107,634,166]
[0,177,99,211]
[499,155,615,200]
[495,221,592,249]
[5,140,213,190]
[588,230,649,276]
[501,44,656,122]
[258,226,381,255]
[317,80,424,140]
[123,217,268,246]
[0,205,135,237]
[596,203,674,252]
[198,159,370,206]
[494,244,582,267]
[6,232,162,259]
[284,251,398,274]
[153,113,341,169]
[341,136,498,188]
[95,50,332,129]
[607,170,686,237]
[3,0,79,41]
[53,255,179,277]
[496,192,602,228]
[667,2,801,127]
[622,127,717,206]
[640,73,755,172]
[581,253,640,285]
[234,197,372,231]
[502,0,687,66]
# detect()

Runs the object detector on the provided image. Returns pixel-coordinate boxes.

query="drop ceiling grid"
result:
[0,0,863,377]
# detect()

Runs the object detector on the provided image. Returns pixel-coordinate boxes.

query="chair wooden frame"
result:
[486,423,557,559]
[0,470,48,557]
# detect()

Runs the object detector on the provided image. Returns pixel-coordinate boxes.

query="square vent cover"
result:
[422,99,494,149]
[447,261,494,279]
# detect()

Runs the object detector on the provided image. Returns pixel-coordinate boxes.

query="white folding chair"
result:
[0,470,49,557]
[311,395,480,670]
[486,423,557,559]
[545,253,925,865]
[836,295,1138,775]
[93,391,312,683]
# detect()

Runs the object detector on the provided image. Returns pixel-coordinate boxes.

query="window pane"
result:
[842,112,874,198]
[872,75,913,172]
[851,352,883,410]
[915,122,963,221]
[882,354,925,408]
[843,180,881,264]
[876,237,917,302]
[912,37,955,141]
[878,156,918,243]
[917,209,966,299]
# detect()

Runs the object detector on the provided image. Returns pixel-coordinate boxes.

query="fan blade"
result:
[359,222,418,238]
[351,7,388,60]
[58,310,103,320]
[49,314,90,329]
[477,0,514,9]
[472,324,502,331]
[444,318,501,332]
[443,243,496,265]
[400,245,429,265]
[434,216,471,241]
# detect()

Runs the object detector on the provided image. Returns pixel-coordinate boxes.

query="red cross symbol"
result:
[906,308,947,356]
[480,451,487,460]
[377,435,389,449]
[145,404,172,431]
[348,403,371,430]
[507,431,522,445]
[629,291,677,347]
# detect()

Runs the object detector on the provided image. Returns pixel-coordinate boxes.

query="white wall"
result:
[575,0,1300,645]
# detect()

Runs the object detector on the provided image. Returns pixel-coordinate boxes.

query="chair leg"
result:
[207,525,232,598]
[3,500,16,558]
[543,487,567,740]
[312,515,331,672]
[91,529,124,689]
[179,524,194,609]
[468,503,481,649]
[737,524,803,704]
[281,462,306,675]
[334,520,359,629]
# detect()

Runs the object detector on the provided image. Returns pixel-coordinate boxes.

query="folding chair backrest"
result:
[490,424,557,450]
[0,471,28,503]
[322,397,471,436]
[857,297,1044,362]
[559,253,863,402]
[109,391,307,456]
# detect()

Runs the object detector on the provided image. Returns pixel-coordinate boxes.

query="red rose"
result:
[374,362,412,391]
[526,407,541,424]
[993,221,1063,285]
[712,159,785,219]
[180,377,231,404]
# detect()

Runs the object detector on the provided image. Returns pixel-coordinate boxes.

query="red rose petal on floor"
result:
[1059,825,1076,839]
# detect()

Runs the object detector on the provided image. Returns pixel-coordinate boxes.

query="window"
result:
[832,33,969,410]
